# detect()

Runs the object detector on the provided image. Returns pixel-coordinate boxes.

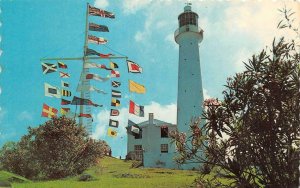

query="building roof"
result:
[138,119,176,128]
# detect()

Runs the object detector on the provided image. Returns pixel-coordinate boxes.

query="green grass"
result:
[10,157,200,188]
[0,170,31,187]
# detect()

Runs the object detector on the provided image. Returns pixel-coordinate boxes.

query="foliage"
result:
[11,157,202,188]
[170,14,300,188]
[0,116,110,180]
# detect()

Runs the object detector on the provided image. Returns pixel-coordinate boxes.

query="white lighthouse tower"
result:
[174,4,204,169]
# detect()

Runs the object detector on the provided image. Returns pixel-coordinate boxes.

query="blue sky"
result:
[0,0,299,158]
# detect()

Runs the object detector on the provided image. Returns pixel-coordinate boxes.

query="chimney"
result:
[149,113,154,125]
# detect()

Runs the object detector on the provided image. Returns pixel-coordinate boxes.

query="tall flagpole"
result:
[79,3,91,133]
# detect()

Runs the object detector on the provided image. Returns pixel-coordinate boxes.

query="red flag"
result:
[127,60,142,73]
[78,113,92,118]
[99,53,113,58]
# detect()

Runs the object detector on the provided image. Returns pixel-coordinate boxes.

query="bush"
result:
[0,116,110,180]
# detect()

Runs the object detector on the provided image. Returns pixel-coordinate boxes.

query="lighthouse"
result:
[174,4,204,168]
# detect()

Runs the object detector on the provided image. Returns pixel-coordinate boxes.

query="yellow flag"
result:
[129,80,146,94]
[107,128,117,137]
[60,108,70,115]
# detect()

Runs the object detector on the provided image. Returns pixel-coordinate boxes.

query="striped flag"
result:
[129,100,144,117]
[61,89,72,97]
[111,90,121,98]
[61,99,71,105]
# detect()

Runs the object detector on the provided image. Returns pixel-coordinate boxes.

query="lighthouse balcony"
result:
[174,24,203,43]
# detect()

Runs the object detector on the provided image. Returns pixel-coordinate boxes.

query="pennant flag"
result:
[58,61,67,69]
[59,71,70,78]
[109,119,119,128]
[78,113,92,118]
[112,90,121,98]
[129,100,144,117]
[88,35,108,45]
[110,62,118,69]
[44,83,61,98]
[110,109,119,116]
[89,23,109,32]
[111,98,120,107]
[100,53,113,58]
[61,80,69,88]
[84,62,112,70]
[41,63,57,74]
[41,103,58,118]
[107,128,117,137]
[127,60,143,73]
[129,80,146,94]
[71,96,102,107]
[85,73,110,82]
[77,85,107,94]
[112,81,121,88]
[85,48,113,57]
[60,108,70,115]
[61,89,72,97]
[61,98,71,105]
[88,5,115,19]
[111,70,120,78]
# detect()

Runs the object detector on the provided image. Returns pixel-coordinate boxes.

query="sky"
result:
[0,0,299,158]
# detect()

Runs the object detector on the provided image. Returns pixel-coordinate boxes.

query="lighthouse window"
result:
[179,12,198,27]
[161,126,169,138]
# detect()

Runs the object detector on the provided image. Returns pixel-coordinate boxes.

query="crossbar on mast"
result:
[40,56,128,61]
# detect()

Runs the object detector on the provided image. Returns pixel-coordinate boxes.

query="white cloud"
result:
[18,111,33,121]
[92,101,177,139]
[233,49,253,72]
[94,0,109,9]
[224,1,300,47]
[122,0,153,14]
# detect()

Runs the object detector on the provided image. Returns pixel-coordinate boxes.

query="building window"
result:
[161,144,168,153]
[161,126,168,138]
[134,145,143,161]
[134,132,142,139]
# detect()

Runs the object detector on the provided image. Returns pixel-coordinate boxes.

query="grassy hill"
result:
[11,157,200,188]
[0,170,31,187]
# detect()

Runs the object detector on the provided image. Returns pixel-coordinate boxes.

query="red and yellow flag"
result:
[41,103,58,118]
